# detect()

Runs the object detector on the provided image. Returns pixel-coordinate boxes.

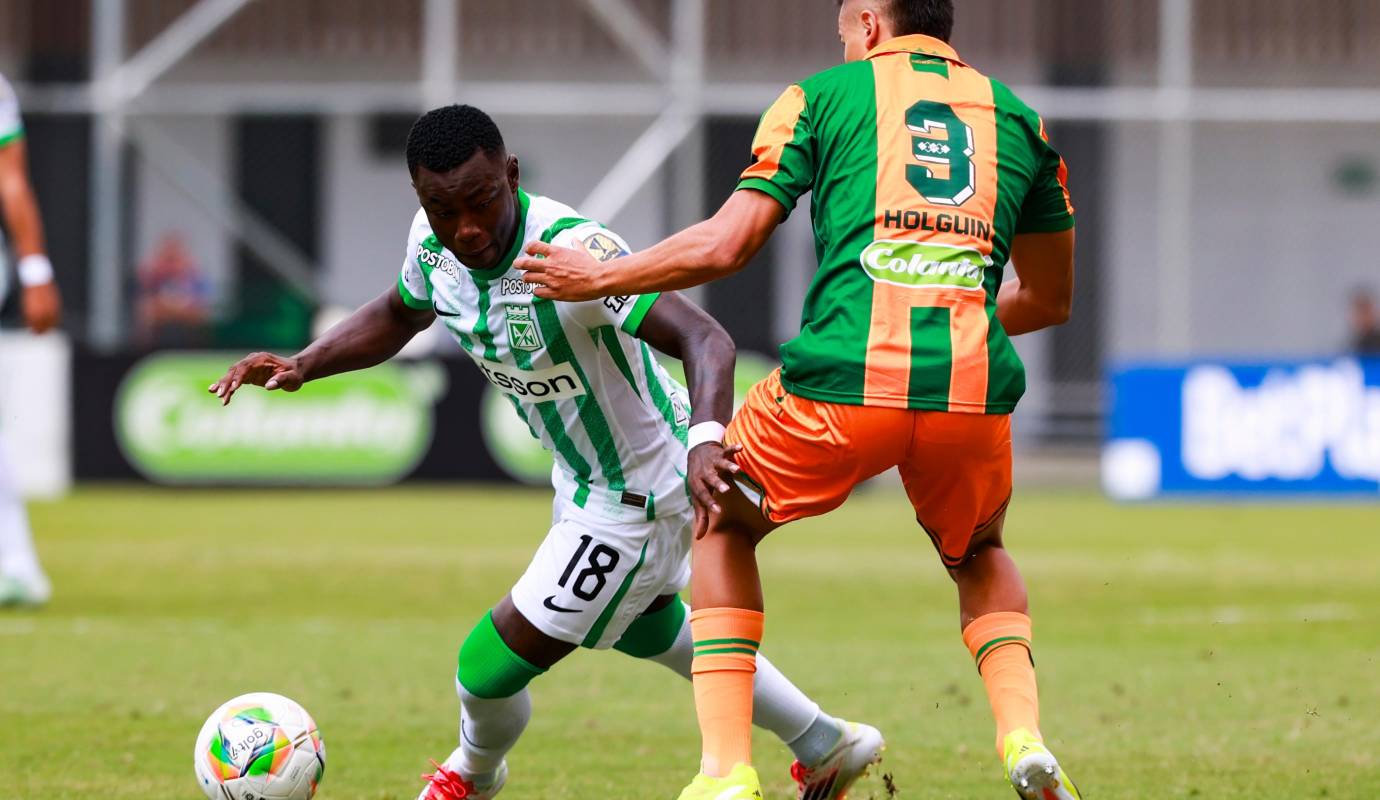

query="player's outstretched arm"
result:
[209,286,434,405]
[0,138,60,334]
[516,189,784,302]
[635,293,742,539]
[997,228,1076,336]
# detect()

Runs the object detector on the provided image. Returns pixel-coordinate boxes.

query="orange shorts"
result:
[724,369,1012,567]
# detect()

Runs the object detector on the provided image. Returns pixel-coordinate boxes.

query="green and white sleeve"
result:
[0,75,25,148]
[397,224,432,310]
[555,225,660,335]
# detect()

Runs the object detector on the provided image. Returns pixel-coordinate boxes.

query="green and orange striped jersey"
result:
[739,35,1075,414]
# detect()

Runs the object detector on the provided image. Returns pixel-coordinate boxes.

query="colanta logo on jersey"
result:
[860,240,991,290]
[476,359,587,401]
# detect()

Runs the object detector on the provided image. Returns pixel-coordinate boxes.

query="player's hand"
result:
[687,441,743,539]
[21,282,61,334]
[208,352,304,406]
[515,241,606,301]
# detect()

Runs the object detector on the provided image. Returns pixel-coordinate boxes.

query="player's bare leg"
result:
[624,592,881,799]
[951,520,1081,799]
[953,525,1029,627]
[952,524,1037,749]
[674,490,774,798]
[688,488,773,780]
[691,494,769,611]
[680,490,885,800]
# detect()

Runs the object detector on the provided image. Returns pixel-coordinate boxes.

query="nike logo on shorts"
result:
[543,595,579,613]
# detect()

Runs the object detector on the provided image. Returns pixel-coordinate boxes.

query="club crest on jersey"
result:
[505,305,544,352]
[581,232,627,263]
[859,240,992,290]
[671,393,690,429]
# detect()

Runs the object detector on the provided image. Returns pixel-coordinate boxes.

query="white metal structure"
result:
[8,0,1380,355]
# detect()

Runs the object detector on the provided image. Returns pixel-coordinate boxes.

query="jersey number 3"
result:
[905,100,976,207]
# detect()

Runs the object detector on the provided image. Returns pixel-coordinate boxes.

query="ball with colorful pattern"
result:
[194,692,325,800]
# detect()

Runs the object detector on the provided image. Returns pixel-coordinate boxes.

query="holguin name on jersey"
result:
[883,209,993,242]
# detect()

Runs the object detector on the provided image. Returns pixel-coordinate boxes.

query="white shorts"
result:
[510,496,691,650]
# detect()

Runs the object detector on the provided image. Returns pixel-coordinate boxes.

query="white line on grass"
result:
[1139,603,1358,626]
[0,619,36,635]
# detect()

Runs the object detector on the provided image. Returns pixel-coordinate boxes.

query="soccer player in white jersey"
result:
[0,72,62,608]
[211,105,883,799]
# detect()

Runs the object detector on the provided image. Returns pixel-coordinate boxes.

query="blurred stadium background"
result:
[3,0,1380,495]
[1,2,1378,797]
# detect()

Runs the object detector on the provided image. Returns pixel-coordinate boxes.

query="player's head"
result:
[407,104,521,271]
[837,0,955,62]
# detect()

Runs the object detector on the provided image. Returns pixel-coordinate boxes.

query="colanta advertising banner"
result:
[112,353,445,485]
[1104,358,1380,499]
[76,350,782,488]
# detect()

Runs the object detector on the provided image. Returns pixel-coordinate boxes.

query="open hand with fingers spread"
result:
[208,352,305,406]
[687,441,743,539]
[513,240,607,301]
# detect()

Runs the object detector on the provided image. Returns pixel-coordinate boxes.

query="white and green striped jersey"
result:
[0,74,20,302]
[0,74,23,148]
[397,189,691,522]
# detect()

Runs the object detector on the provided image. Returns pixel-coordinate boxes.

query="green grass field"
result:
[3,486,1377,799]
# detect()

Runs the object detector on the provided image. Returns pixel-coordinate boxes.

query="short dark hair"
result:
[839,0,955,42]
[406,104,505,176]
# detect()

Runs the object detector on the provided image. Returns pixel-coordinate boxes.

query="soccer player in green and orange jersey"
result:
[518,2,1080,797]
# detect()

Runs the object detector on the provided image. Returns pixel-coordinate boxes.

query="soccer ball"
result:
[194,692,326,800]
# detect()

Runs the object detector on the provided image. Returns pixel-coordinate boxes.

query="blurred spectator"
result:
[136,234,211,348]
[1351,289,1380,356]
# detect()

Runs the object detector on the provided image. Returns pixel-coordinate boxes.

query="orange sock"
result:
[962,611,1041,756]
[690,607,764,777]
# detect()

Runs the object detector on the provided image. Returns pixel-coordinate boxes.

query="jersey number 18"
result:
[557,534,621,601]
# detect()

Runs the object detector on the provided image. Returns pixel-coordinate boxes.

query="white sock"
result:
[451,681,530,784]
[0,445,46,583]
[786,712,846,767]
[640,603,827,749]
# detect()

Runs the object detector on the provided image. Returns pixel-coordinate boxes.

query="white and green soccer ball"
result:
[194,692,326,800]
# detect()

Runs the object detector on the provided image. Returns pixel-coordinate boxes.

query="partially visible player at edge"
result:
[516,1,1081,797]
[0,72,61,609]
[210,105,882,800]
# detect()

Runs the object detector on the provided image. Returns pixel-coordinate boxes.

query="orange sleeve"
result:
[737,85,815,212]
